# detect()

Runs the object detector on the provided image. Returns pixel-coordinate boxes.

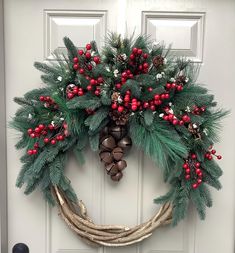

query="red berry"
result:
[191,154,197,159]
[154,94,160,100]
[86,44,92,50]
[171,83,176,88]
[172,119,179,125]
[186,168,190,174]
[138,65,143,71]
[30,133,36,138]
[85,52,91,59]
[182,115,190,123]
[73,64,79,70]
[161,94,166,100]
[87,85,92,91]
[129,73,134,79]
[137,49,143,55]
[27,149,33,155]
[116,83,121,89]
[93,56,100,64]
[177,85,183,91]
[183,163,188,169]
[124,96,130,102]
[112,103,118,109]
[132,47,138,54]
[95,90,100,96]
[48,124,54,130]
[121,72,128,79]
[217,155,222,160]
[39,96,45,101]
[163,115,169,121]
[58,135,64,141]
[67,93,74,99]
[97,77,103,83]
[143,62,149,69]
[197,179,202,184]
[41,130,47,136]
[195,162,200,168]
[166,83,172,89]
[90,79,96,85]
[150,105,156,111]
[168,114,174,121]
[165,93,170,99]
[185,174,190,180]
[27,128,33,135]
[79,68,85,74]
[143,53,148,59]
[78,50,84,55]
[131,105,138,111]
[143,102,149,108]
[34,127,41,133]
[34,142,39,148]
[155,100,162,105]
[87,64,92,71]
[32,149,37,154]
[78,90,84,96]
[50,139,56,145]
[211,149,216,154]
[196,169,201,174]
[148,87,153,92]
[73,57,78,63]
[207,155,213,160]
[192,183,198,189]
[38,124,44,130]
[179,120,184,125]
[130,54,135,60]
[117,106,124,112]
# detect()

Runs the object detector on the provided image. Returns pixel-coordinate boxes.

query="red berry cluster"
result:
[39,96,58,109]
[115,70,134,89]
[129,48,149,74]
[183,153,203,189]
[162,108,191,126]
[27,123,68,155]
[192,105,206,115]
[111,90,171,112]
[205,146,222,160]
[73,43,100,74]
[165,82,183,92]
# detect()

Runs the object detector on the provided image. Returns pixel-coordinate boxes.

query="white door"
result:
[4,0,235,253]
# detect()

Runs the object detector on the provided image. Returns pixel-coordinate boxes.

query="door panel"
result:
[4,1,235,253]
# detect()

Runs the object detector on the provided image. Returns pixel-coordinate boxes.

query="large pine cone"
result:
[99,124,132,181]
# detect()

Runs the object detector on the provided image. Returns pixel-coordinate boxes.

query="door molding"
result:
[0,0,8,252]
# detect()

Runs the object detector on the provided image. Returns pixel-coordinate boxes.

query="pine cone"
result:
[176,75,187,85]
[153,55,164,68]
[109,109,130,125]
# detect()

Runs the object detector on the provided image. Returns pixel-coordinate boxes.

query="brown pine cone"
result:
[175,75,187,85]
[109,109,130,126]
[153,55,164,68]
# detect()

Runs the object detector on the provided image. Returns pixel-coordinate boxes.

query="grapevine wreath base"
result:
[12,33,227,247]
[53,186,172,247]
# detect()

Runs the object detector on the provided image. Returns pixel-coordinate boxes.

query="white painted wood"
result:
[0,0,7,252]
[3,0,235,253]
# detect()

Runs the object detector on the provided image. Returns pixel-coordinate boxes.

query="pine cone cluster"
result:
[99,125,132,181]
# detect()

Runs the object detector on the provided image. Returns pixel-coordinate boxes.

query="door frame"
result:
[0,0,8,252]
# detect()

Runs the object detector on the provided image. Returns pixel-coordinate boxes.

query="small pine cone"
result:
[109,109,130,126]
[116,54,127,63]
[153,55,164,68]
[176,75,187,85]
[111,92,120,102]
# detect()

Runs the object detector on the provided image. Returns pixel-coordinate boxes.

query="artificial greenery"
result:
[11,33,227,225]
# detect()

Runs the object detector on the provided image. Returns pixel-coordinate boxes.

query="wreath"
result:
[11,33,227,247]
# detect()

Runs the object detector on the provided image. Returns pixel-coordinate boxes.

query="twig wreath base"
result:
[53,186,172,247]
